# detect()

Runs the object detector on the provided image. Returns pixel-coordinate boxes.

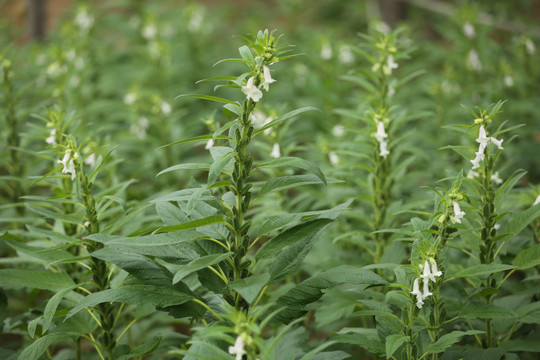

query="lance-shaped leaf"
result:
[229,273,271,304]
[514,243,540,270]
[447,263,515,280]
[173,252,233,283]
[256,218,333,260]
[256,175,340,201]
[266,266,387,324]
[18,333,78,360]
[66,285,192,319]
[0,269,75,291]
[424,330,485,354]
[257,156,326,185]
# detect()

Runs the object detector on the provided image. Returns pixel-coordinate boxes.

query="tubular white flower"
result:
[228,336,246,360]
[431,262,442,278]
[452,201,466,224]
[205,138,214,150]
[534,195,540,206]
[320,43,332,60]
[46,128,56,145]
[490,137,504,150]
[467,49,482,71]
[385,55,398,75]
[241,77,263,102]
[491,172,503,185]
[262,65,276,91]
[160,101,172,115]
[329,151,339,166]
[379,140,390,158]
[463,22,475,38]
[422,277,433,298]
[375,121,388,143]
[270,143,280,158]
[58,152,76,181]
[411,278,424,309]
[142,25,157,40]
[476,126,490,147]
[421,260,435,282]
[332,125,345,137]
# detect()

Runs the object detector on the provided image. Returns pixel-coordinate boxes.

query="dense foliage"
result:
[1,1,539,359]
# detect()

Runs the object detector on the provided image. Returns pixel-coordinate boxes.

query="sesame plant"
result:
[1,1,540,360]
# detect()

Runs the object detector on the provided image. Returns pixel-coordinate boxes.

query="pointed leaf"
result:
[229,273,271,304]
[173,252,233,283]
[0,269,75,291]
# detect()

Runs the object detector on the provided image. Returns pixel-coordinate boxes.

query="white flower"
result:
[205,138,214,150]
[421,260,435,282]
[66,49,76,62]
[85,153,97,167]
[75,9,94,32]
[262,65,276,92]
[452,201,466,224]
[504,75,514,87]
[329,151,339,166]
[142,25,157,40]
[58,152,76,181]
[375,121,387,143]
[124,93,137,105]
[130,117,149,139]
[467,49,482,71]
[338,45,354,64]
[490,137,503,150]
[270,143,280,158]
[491,172,503,185]
[471,151,484,170]
[46,128,56,144]
[525,39,535,55]
[476,125,490,149]
[241,77,263,102]
[160,101,172,115]
[332,125,345,137]
[494,223,501,230]
[534,195,540,206]
[188,9,204,32]
[379,140,389,158]
[384,55,398,75]
[463,22,475,38]
[467,170,479,179]
[431,261,442,278]
[320,43,332,60]
[374,21,391,35]
[411,278,424,309]
[228,336,246,360]
[422,276,433,298]
[84,221,90,227]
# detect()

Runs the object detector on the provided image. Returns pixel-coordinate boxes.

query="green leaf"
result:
[4,239,78,267]
[332,328,385,357]
[500,339,540,352]
[386,334,409,359]
[257,156,326,185]
[208,150,234,186]
[502,203,540,237]
[176,94,239,105]
[425,330,484,354]
[67,285,192,319]
[255,107,319,135]
[173,252,233,283]
[0,269,75,291]
[156,163,210,178]
[238,45,254,63]
[257,175,337,200]
[91,248,176,287]
[229,273,271,304]
[156,135,231,150]
[268,266,387,324]
[42,286,79,335]
[447,264,515,280]
[17,333,78,360]
[459,303,518,319]
[256,218,333,260]
[116,337,162,360]
[155,215,225,234]
[514,243,540,270]
[517,301,540,324]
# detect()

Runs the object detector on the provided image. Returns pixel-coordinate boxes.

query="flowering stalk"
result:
[225,32,280,310]
[468,103,505,348]
[62,138,116,359]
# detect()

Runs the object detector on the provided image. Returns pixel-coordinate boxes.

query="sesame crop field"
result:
[1,1,540,359]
